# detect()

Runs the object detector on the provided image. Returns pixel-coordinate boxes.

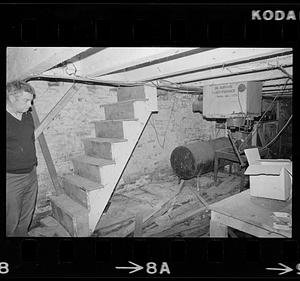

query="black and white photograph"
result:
[1,2,299,279]
[6,47,293,238]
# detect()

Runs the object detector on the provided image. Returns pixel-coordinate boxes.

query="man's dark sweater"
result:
[6,111,37,174]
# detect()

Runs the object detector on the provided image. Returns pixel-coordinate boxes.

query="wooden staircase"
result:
[48,85,158,236]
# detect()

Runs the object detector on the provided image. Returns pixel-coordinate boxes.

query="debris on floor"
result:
[92,171,243,237]
[28,171,244,237]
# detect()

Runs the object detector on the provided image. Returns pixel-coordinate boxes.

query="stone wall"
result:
[29,81,226,215]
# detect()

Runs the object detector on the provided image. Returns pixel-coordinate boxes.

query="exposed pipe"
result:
[261,114,293,151]
[25,74,144,87]
[278,66,293,80]
[180,64,292,85]
[26,74,203,95]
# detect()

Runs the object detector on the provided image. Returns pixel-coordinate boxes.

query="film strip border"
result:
[1,4,299,44]
[0,238,299,277]
[1,2,299,278]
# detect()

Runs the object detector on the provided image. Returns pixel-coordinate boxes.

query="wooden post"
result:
[214,154,219,182]
[134,213,144,237]
[210,220,228,237]
[251,122,258,146]
[257,127,266,147]
[209,218,228,237]
[31,105,63,195]
[277,101,282,156]
[34,83,82,140]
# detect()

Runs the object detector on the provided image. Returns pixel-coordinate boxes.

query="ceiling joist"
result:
[7,47,90,82]
[71,47,199,78]
[182,66,292,87]
[97,48,292,83]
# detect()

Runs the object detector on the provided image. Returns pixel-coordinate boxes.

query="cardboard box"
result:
[244,148,292,201]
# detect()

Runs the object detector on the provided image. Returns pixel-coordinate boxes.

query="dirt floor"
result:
[92,171,246,237]
[29,170,247,237]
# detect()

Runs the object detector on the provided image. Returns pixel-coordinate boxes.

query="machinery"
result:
[200,81,262,150]
[171,81,263,179]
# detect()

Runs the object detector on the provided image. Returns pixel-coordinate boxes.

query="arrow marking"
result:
[266,263,293,275]
[115,261,144,274]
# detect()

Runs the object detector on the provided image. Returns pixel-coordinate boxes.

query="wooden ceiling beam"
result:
[93,48,214,77]
[74,47,198,78]
[7,47,90,82]
[181,66,293,87]
[99,48,292,83]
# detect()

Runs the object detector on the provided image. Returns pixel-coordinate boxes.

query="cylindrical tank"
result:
[170,137,231,179]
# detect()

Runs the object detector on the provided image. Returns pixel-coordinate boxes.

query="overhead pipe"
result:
[180,64,293,85]
[26,74,203,95]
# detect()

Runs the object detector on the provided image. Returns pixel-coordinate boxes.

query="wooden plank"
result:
[122,180,185,237]
[251,122,258,146]
[7,47,90,82]
[143,178,241,237]
[82,48,199,77]
[111,48,291,83]
[31,105,63,195]
[211,211,285,238]
[187,185,209,210]
[98,177,240,237]
[149,216,210,237]
[258,127,266,147]
[142,180,185,226]
[97,48,212,77]
[168,201,202,220]
[39,216,71,237]
[146,204,210,237]
[34,83,82,139]
[183,66,293,88]
[122,196,176,237]
[49,194,89,237]
[134,213,144,237]
[209,219,228,237]
[95,216,135,235]
[209,190,292,237]
[169,56,292,85]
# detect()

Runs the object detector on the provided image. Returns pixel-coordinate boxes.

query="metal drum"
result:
[170,137,231,179]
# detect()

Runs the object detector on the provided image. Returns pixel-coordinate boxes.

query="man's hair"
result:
[6,80,36,100]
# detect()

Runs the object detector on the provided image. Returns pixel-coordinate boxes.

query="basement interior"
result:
[6,47,292,238]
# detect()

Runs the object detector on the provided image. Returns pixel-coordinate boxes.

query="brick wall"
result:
[122,90,226,182]
[29,81,226,214]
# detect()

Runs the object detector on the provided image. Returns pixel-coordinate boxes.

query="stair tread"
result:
[71,155,115,166]
[91,118,139,123]
[63,174,103,191]
[99,98,148,107]
[83,137,128,143]
[49,194,89,216]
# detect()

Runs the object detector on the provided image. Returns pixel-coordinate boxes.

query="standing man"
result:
[6,80,38,237]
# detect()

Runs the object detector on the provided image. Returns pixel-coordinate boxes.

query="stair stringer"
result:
[87,101,156,234]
